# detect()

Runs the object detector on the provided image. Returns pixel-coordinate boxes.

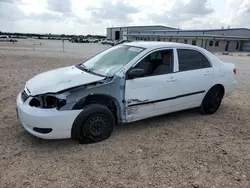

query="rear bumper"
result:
[16,92,82,139]
[224,80,237,97]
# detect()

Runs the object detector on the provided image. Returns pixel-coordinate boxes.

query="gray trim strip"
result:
[127,90,205,107]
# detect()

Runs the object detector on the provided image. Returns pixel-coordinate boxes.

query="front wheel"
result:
[72,104,115,144]
[200,86,224,115]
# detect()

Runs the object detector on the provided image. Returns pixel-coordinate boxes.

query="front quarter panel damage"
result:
[58,75,126,123]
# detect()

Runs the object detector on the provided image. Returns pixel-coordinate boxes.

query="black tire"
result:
[200,86,224,115]
[72,104,115,144]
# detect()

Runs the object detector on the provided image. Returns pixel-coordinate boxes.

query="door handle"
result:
[204,72,212,76]
[167,78,176,82]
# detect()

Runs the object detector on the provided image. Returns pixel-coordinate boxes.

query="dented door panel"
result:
[125,73,180,121]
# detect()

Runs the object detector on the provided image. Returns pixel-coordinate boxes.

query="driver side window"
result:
[150,51,162,60]
[132,49,174,77]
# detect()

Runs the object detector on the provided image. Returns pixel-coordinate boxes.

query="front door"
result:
[124,49,179,122]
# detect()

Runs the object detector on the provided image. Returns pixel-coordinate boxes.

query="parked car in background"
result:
[0,35,18,42]
[0,35,8,39]
[16,42,236,143]
[99,39,105,43]
[114,40,131,46]
[101,39,115,45]
[9,39,18,42]
[81,38,88,43]
[87,38,99,43]
[100,39,106,44]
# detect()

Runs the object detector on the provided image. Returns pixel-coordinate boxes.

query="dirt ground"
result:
[0,40,249,188]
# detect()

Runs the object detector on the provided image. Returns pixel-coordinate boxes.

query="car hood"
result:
[26,65,105,95]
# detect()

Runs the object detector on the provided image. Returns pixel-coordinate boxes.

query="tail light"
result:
[233,68,236,75]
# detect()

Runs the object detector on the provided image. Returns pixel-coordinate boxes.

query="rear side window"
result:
[177,49,211,72]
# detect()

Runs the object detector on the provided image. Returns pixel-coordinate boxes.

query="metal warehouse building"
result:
[106,25,177,41]
[107,26,250,52]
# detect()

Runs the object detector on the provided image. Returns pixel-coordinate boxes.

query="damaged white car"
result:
[16,42,236,143]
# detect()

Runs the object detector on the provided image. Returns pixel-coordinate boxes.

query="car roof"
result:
[123,41,201,50]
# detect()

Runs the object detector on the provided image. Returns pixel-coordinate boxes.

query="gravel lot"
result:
[0,39,249,188]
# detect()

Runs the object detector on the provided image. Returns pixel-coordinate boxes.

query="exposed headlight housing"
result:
[29,95,66,110]
[21,90,29,102]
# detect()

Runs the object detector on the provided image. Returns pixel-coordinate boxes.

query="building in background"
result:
[107,26,250,52]
[106,25,177,41]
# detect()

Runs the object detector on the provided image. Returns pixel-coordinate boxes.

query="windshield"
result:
[80,45,144,77]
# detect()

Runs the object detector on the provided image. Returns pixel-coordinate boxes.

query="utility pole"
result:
[62,39,65,52]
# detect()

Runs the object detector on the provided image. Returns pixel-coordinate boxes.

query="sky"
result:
[0,0,250,35]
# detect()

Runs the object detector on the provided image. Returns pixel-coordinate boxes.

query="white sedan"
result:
[16,42,236,143]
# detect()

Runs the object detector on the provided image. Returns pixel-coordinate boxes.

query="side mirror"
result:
[128,68,145,79]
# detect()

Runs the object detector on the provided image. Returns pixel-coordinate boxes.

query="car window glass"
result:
[202,55,211,68]
[150,52,157,60]
[81,45,144,76]
[177,49,211,72]
[156,52,162,59]
[150,51,161,60]
[131,49,173,78]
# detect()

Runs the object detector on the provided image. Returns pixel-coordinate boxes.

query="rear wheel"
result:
[200,86,224,114]
[72,104,115,144]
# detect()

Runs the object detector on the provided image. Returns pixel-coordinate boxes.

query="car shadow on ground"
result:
[116,101,244,133]
[115,108,201,132]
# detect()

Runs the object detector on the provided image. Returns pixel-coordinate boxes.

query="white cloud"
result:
[27,12,62,21]
[0,0,250,35]
[232,0,250,26]
[87,0,139,23]
[47,0,72,13]
[0,1,25,21]
[177,0,213,15]
[148,0,214,28]
[0,0,19,3]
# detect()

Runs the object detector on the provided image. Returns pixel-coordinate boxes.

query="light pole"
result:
[62,39,65,52]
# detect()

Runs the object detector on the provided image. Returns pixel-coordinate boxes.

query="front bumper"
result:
[16,92,82,139]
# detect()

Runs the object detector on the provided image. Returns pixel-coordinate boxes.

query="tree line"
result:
[0,31,106,39]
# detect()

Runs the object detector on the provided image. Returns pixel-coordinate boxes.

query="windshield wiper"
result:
[76,64,106,77]
[80,64,90,72]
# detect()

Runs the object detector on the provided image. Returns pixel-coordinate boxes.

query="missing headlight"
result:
[43,96,57,108]
[56,99,66,109]
[29,97,41,107]
[29,95,66,109]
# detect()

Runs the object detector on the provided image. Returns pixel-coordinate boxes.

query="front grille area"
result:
[21,90,29,102]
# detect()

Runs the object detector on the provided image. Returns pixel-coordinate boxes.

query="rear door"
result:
[174,48,213,107]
